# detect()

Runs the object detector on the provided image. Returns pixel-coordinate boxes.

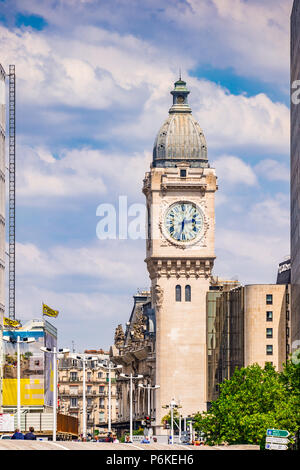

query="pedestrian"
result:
[11,428,24,440]
[24,427,36,440]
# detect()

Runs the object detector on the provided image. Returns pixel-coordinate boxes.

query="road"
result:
[0,441,260,451]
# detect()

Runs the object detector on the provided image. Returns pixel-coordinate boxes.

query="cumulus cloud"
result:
[254,159,290,182]
[212,155,257,186]
[15,239,148,287]
[16,145,151,204]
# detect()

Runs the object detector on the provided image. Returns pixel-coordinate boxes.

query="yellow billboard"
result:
[2,378,44,406]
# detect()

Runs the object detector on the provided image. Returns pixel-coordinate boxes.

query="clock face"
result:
[165,202,203,243]
[177,95,185,104]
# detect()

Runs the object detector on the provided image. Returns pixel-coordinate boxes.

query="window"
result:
[266,345,273,356]
[87,385,92,394]
[87,372,92,382]
[185,285,191,302]
[286,327,290,338]
[176,285,181,302]
[99,385,105,394]
[99,398,105,408]
[286,310,290,321]
[287,344,290,355]
[70,372,78,382]
[99,411,105,422]
[266,294,273,305]
[70,397,78,408]
[286,293,290,304]
[266,328,273,339]
[266,311,273,322]
[98,372,103,379]
[180,169,186,178]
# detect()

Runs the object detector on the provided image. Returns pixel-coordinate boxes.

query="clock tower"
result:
[143,78,217,425]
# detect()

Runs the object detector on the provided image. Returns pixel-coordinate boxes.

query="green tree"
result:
[194,363,300,448]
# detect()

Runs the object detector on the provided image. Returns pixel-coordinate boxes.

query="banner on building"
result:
[42,303,59,318]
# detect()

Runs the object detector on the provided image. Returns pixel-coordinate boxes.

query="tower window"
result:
[266,294,273,305]
[266,345,273,356]
[266,311,273,321]
[180,169,186,178]
[266,328,273,339]
[175,285,181,302]
[185,285,191,302]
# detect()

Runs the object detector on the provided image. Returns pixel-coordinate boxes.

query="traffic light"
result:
[145,416,151,428]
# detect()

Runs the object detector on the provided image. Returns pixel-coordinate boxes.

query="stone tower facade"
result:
[143,79,217,425]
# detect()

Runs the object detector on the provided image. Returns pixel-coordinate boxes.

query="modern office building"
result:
[291,0,300,351]
[207,266,291,403]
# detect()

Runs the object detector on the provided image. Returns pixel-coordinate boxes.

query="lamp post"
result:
[74,353,98,441]
[102,361,122,434]
[4,335,35,430]
[120,373,143,442]
[40,346,69,441]
[162,398,181,445]
[138,382,160,416]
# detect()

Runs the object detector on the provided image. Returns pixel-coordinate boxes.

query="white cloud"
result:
[15,239,148,286]
[254,159,290,182]
[212,155,257,186]
[17,145,151,203]
[249,194,289,230]
[215,227,288,284]
[164,0,292,86]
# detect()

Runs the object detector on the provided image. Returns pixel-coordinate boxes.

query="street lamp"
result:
[40,346,69,441]
[3,335,36,430]
[102,361,122,433]
[162,398,181,445]
[74,353,98,441]
[138,382,160,416]
[120,373,143,442]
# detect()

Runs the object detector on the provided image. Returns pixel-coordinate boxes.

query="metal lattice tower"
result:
[8,65,15,320]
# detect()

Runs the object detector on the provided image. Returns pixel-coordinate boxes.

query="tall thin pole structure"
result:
[8,65,15,320]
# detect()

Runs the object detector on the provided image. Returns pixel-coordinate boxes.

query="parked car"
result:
[0,434,13,439]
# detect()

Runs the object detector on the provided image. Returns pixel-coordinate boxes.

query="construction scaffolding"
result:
[8,65,15,320]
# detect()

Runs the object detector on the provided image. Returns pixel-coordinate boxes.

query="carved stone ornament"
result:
[154,284,164,310]
[131,309,147,341]
[114,324,125,348]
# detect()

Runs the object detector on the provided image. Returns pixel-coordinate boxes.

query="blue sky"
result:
[0,0,293,351]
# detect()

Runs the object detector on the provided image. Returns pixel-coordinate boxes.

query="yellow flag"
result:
[42,303,59,318]
[3,317,21,328]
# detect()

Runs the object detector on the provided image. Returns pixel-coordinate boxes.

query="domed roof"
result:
[153,79,208,168]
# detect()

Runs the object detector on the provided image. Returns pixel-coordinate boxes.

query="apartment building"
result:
[58,350,118,438]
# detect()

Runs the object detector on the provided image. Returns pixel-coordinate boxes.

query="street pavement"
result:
[0,441,260,450]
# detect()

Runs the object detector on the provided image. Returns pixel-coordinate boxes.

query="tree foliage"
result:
[194,362,300,447]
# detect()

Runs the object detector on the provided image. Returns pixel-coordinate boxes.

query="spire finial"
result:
[179,67,181,81]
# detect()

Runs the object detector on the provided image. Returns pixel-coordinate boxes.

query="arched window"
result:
[175,285,181,302]
[185,285,191,302]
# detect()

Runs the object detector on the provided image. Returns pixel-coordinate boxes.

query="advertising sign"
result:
[2,331,45,407]
[0,414,14,432]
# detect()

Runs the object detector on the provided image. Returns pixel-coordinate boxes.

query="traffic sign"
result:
[266,429,289,438]
[265,443,288,451]
[266,437,289,445]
